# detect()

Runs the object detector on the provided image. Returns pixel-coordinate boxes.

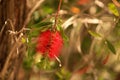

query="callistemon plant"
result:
[23,0,66,70]
[35,0,64,68]
[36,29,63,59]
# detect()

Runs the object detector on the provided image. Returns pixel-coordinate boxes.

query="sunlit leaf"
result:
[21,37,26,43]
[105,40,116,54]
[108,3,119,16]
[36,57,50,70]
[34,53,43,64]
[88,30,101,38]
[56,68,71,80]
[33,11,40,22]
[43,6,53,14]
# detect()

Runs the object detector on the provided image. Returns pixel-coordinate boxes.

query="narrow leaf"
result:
[108,3,119,16]
[32,22,53,28]
[30,31,40,37]
[105,40,116,54]
[77,65,90,74]
[102,54,109,65]
[57,25,69,43]
[88,30,101,38]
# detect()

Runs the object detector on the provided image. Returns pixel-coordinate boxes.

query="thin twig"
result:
[53,0,62,30]
[112,0,120,7]
[17,0,44,34]
[0,33,23,79]
[0,21,7,38]
[7,19,15,32]
[0,19,15,38]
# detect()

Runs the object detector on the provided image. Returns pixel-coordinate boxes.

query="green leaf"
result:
[56,72,63,79]
[88,30,101,38]
[108,3,119,16]
[27,47,36,57]
[21,37,26,43]
[105,40,116,54]
[30,30,40,37]
[31,22,53,28]
[57,25,69,44]
[43,6,53,14]
[23,57,33,70]
[29,22,52,37]
[36,57,52,70]
[55,68,71,80]
[81,35,92,54]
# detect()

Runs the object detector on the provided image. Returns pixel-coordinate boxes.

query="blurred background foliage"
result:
[22,0,120,80]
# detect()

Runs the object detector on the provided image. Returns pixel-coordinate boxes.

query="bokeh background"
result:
[0,0,120,80]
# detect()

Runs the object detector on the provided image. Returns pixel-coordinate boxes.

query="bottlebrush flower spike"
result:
[36,30,63,59]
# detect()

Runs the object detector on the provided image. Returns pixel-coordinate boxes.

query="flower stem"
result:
[53,0,62,31]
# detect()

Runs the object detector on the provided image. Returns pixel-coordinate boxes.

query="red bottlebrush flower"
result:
[36,30,63,59]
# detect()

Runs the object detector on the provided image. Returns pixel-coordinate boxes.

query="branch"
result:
[17,0,44,34]
[0,19,15,38]
[0,33,23,79]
